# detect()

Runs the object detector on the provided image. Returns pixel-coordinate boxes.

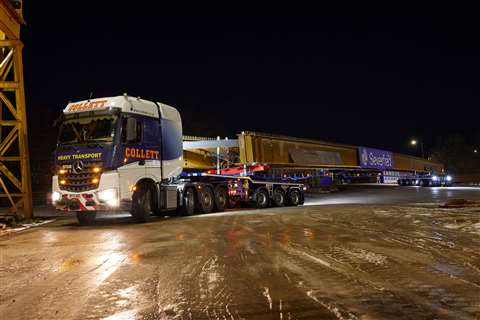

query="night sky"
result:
[21,4,480,155]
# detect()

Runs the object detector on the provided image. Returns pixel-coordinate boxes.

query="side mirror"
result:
[126,117,137,142]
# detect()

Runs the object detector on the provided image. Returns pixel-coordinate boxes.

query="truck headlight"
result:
[98,189,117,202]
[52,191,61,203]
[446,175,452,181]
[432,175,438,181]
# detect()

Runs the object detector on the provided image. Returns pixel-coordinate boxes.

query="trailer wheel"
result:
[198,186,214,214]
[76,211,96,225]
[287,189,301,206]
[421,180,431,187]
[213,186,227,212]
[181,187,196,216]
[131,187,152,223]
[253,188,269,209]
[272,188,286,207]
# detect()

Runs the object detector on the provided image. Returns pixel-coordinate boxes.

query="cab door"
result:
[117,116,146,201]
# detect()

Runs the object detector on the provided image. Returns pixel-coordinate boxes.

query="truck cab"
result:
[51,95,183,222]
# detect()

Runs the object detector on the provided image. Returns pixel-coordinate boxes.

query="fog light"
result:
[106,199,119,207]
[52,191,61,203]
[98,189,117,206]
[98,188,116,201]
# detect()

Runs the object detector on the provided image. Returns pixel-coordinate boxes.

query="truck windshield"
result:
[58,115,118,145]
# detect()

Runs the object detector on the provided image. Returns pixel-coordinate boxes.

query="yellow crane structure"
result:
[0,0,32,219]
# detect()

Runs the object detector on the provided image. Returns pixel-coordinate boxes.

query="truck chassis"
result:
[60,174,305,224]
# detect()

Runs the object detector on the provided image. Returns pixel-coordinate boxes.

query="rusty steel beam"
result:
[0,0,32,219]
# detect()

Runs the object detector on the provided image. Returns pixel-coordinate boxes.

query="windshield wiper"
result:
[85,139,113,148]
[58,139,111,149]
[58,144,75,151]
[84,141,104,148]
[59,141,78,146]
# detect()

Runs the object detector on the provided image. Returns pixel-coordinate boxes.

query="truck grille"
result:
[58,162,102,192]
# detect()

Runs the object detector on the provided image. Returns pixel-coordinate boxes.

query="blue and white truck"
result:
[51,95,304,224]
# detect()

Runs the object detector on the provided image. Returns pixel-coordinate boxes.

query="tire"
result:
[422,180,431,187]
[213,186,227,212]
[198,186,214,214]
[181,187,196,216]
[76,211,96,225]
[131,186,152,223]
[272,188,286,207]
[253,188,269,209]
[287,189,301,206]
[398,179,404,186]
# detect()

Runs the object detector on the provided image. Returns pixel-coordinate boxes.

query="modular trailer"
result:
[51,95,304,225]
[183,132,448,187]
[398,173,453,187]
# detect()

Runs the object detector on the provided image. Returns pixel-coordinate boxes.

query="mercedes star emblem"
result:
[73,160,84,173]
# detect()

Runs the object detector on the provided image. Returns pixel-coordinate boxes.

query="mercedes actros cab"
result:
[51,95,305,224]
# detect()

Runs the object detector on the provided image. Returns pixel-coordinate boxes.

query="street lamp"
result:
[410,139,424,158]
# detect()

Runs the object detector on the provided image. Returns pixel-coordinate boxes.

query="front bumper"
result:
[53,193,130,212]
[52,172,128,212]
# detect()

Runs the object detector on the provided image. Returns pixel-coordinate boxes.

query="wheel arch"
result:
[253,185,269,195]
[134,177,158,210]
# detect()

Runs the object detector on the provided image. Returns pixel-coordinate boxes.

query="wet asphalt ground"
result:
[1,185,479,319]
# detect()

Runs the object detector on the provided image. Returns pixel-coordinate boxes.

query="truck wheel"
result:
[198,187,214,214]
[181,187,196,216]
[253,188,269,209]
[272,188,286,207]
[76,211,96,225]
[287,189,301,206]
[213,186,227,212]
[131,187,152,223]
